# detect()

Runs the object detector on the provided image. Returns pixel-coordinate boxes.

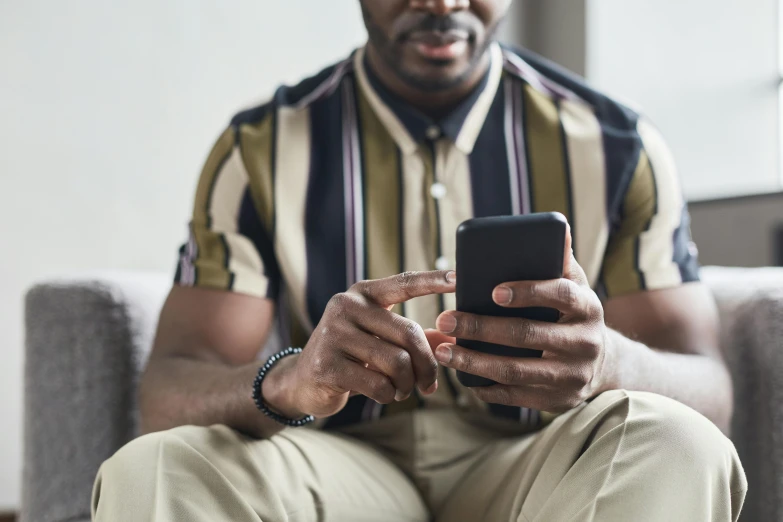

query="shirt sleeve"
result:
[600,118,700,299]
[175,121,280,299]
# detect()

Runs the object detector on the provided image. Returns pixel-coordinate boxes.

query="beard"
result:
[360,4,501,92]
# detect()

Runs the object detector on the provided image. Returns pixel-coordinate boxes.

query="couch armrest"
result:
[21,272,170,522]
[702,267,783,522]
[724,290,783,522]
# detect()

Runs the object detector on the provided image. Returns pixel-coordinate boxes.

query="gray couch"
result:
[21,268,783,522]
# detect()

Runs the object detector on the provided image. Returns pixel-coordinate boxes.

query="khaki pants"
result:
[92,391,747,521]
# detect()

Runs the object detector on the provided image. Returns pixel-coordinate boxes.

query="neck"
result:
[365,44,491,119]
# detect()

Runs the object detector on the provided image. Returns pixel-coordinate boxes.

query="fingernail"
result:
[436,314,457,334]
[446,271,457,284]
[435,344,453,364]
[395,390,408,402]
[421,379,438,395]
[493,286,512,305]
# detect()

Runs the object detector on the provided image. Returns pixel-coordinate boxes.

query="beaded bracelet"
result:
[251,347,315,427]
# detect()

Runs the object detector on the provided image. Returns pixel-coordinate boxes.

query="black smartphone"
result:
[455,212,567,387]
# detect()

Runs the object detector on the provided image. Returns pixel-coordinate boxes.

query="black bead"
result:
[251,347,312,427]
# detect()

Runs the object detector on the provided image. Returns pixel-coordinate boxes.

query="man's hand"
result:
[263,271,456,419]
[430,232,617,413]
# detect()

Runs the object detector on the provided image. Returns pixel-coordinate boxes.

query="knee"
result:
[605,391,744,486]
[628,392,732,459]
[92,425,221,512]
[98,426,201,481]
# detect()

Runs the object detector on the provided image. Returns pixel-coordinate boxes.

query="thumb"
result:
[563,221,573,276]
[562,221,589,286]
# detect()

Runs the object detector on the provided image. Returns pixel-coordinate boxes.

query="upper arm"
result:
[152,285,275,365]
[161,114,280,364]
[604,283,720,358]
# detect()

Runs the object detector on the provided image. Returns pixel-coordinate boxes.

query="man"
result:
[92,1,747,520]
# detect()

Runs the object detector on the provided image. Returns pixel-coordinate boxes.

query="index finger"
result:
[353,270,456,308]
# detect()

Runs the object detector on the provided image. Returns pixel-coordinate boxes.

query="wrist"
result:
[260,353,307,419]
[597,328,623,395]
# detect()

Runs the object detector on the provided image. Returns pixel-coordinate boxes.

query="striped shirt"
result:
[175,43,699,430]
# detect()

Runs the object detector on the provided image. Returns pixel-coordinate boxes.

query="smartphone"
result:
[455,212,567,387]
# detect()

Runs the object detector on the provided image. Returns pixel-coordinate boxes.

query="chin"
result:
[409,72,472,92]
[399,62,473,91]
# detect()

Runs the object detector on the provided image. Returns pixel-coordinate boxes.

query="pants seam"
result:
[152,432,165,518]
[577,391,631,521]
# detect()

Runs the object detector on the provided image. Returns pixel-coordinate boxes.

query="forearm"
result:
[138,354,299,439]
[603,329,733,433]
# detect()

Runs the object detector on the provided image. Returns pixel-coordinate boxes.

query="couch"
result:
[20,268,783,522]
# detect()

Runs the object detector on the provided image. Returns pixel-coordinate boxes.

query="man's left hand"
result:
[430,236,618,413]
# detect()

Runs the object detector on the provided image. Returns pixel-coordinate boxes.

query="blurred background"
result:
[1,0,782,516]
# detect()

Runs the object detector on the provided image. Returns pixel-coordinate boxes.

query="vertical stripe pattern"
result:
[524,84,572,222]
[504,78,522,215]
[560,99,609,286]
[438,145,473,313]
[470,76,513,220]
[601,150,655,296]
[238,113,276,235]
[179,126,272,297]
[236,111,281,299]
[636,119,685,289]
[174,45,700,431]
[187,128,235,290]
[357,88,404,311]
[275,106,314,331]
[401,151,439,329]
[342,78,365,286]
[305,90,347,326]
[510,78,531,214]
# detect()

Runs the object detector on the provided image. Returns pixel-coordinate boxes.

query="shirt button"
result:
[426,126,441,140]
[430,182,447,200]
[435,256,450,271]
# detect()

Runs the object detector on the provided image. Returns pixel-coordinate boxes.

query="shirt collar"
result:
[354,43,504,155]
[363,53,490,145]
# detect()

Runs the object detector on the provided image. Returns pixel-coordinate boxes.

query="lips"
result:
[406,30,471,61]
[407,30,470,46]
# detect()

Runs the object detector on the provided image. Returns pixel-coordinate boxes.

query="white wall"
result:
[586,0,781,201]
[0,1,366,509]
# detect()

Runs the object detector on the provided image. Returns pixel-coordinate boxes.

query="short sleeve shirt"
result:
[175,43,700,430]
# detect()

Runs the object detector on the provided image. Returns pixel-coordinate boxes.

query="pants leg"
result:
[435,390,747,522]
[92,424,429,522]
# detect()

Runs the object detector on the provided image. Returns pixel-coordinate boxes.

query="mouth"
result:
[406,30,471,61]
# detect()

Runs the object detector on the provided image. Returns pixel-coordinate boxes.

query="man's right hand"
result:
[262,270,456,419]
